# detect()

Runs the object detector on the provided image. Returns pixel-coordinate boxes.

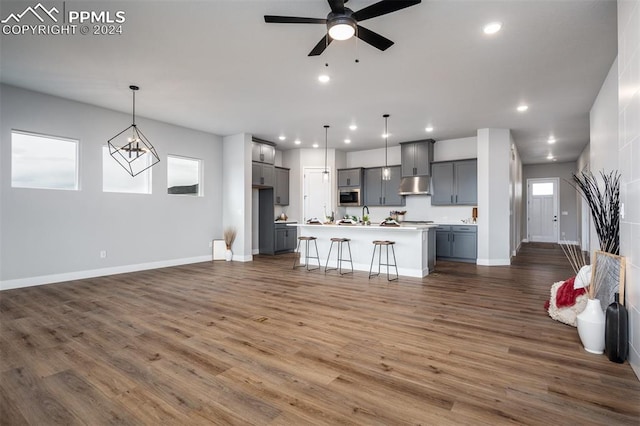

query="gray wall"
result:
[1,84,223,287]
[522,161,579,242]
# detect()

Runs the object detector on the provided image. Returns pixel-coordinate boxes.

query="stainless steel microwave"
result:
[339,188,361,206]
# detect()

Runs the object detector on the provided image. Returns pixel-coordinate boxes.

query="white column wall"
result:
[477,128,511,265]
[222,133,252,261]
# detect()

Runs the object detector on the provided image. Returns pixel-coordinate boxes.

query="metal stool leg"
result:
[292,238,302,269]
[369,242,380,279]
[344,240,354,274]
[389,243,399,281]
[324,240,335,273]
[306,239,320,271]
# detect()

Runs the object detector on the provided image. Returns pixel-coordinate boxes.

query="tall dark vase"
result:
[605,292,628,363]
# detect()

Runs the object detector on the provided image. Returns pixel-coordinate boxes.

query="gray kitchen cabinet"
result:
[274,167,289,205]
[274,223,297,253]
[400,140,434,177]
[337,168,363,187]
[431,159,477,205]
[252,141,275,164]
[363,165,405,206]
[435,225,477,262]
[252,162,275,187]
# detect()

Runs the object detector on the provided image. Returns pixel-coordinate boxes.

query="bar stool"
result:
[325,238,354,275]
[292,236,321,271]
[369,240,398,281]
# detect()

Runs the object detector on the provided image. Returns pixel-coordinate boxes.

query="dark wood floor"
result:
[1,243,639,425]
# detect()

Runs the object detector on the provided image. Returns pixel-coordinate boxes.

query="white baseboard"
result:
[0,255,212,291]
[476,258,511,266]
[522,238,529,243]
[233,254,253,262]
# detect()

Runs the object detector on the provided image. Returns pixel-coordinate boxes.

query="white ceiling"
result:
[0,0,617,164]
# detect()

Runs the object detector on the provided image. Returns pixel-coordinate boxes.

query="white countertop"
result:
[292,223,437,230]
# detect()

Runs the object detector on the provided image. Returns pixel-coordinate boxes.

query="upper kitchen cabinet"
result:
[274,167,289,205]
[400,139,434,177]
[431,159,477,205]
[337,168,363,187]
[252,162,275,187]
[251,139,275,164]
[363,165,405,207]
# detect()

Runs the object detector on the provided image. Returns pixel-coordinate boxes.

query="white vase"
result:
[576,298,606,354]
[225,249,232,261]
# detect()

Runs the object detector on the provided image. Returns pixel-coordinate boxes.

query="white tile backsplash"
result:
[618,0,640,380]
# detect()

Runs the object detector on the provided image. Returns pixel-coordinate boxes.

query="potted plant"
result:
[223,227,236,261]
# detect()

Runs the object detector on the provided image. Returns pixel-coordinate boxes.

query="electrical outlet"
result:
[100,250,107,259]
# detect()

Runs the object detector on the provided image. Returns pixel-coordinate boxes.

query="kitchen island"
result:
[289,223,436,278]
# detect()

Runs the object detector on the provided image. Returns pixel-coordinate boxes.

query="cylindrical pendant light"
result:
[323,125,330,182]
[382,114,391,181]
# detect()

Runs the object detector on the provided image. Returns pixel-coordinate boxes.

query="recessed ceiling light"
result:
[382,133,390,138]
[318,74,330,83]
[483,21,502,34]
[517,105,529,112]
[294,139,301,145]
[547,137,556,144]
[425,126,434,132]
[553,158,557,162]
[344,139,351,144]
[349,124,357,131]
[547,154,554,160]
[278,135,286,141]
[312,143,319,148]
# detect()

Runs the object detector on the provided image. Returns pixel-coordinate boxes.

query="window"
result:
[167,155,201,196]
[531,182,554,196]
[11,130,79,190]
[102,146,152,193]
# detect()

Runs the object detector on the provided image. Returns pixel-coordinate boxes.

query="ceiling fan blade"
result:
[356,25,393,51]
[308,34,333,56]
[264,15,326,24]
[327,0,345,13]
[352,0,421,22]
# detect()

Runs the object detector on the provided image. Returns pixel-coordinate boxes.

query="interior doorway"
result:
[303,167,332,222]
[527,178,559,243]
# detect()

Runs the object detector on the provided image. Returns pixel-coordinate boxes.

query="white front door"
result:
[527,178,559,243]
[303,168,332,223]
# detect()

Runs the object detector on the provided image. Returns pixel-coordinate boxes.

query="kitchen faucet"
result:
[362,205,369,220]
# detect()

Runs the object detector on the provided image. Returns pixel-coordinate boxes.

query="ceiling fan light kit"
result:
[327,14,356,40]
[265,0,421,56]
[107,85,160,177]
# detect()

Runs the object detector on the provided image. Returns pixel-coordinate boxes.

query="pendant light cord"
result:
[384,114,389,168]
[324,125,329,173]
[132,89,136,126]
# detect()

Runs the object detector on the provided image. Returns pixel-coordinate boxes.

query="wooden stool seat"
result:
[369,240,398,281]
[299,236,317,241]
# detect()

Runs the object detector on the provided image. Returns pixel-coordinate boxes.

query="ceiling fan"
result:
[264,0,422,56]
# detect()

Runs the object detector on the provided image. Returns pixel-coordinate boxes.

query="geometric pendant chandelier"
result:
[108,85,160,177]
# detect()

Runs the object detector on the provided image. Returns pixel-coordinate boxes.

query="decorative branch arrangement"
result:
[560,241,588,275]
[572,170,620,255]
[223,227,237,250]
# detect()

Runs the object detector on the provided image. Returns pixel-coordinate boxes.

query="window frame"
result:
[167,154,203,197]
[10,129,80,191]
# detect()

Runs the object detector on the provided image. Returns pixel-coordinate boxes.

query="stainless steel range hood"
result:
[398,175,431,195]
